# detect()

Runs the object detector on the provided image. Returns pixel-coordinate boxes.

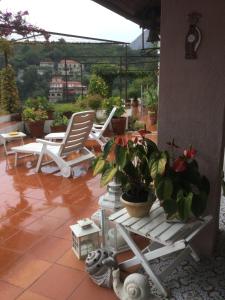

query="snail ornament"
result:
[85,248,117,288]
[112,268,159,300]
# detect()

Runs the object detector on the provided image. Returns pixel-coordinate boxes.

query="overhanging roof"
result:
[91,0,160,28]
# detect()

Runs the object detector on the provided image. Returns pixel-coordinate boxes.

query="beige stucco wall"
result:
[159,0,225,254]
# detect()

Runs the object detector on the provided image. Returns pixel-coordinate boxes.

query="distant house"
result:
[58,59,82,79]
[48,76,87,103]
[49,76,64,103]
[38,60,55,75]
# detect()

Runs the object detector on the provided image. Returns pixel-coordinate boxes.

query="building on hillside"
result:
[38,60,55,75]
[48,76,64,102]
[58,59,82,80]
[48,76,87,103]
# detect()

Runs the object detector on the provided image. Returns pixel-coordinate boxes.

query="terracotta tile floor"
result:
[0,107,157,299]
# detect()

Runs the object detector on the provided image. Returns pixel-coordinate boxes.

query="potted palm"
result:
[93,132,158,217]
[22,107,48,138]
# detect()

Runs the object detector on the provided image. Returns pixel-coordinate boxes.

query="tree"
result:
[91,64,119,96]
[0,65,20,113]
[88,74,108,98]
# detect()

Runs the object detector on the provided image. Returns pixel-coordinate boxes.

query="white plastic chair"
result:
[45,107,117,149]
[12,111,95,178]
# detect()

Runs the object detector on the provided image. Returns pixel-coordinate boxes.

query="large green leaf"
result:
[161,198,177,219]
[115,144,127,168]
[156,178,173,200]
[93,158,105,176]
[177,190,193,221]
[191,192,207,217]
[100,167,117,186]
[103,139,114,159]
[150,152,167,179]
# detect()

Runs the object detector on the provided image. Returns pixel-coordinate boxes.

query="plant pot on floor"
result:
[111,117,126,135]
[50,124,67,133]
[149,111,157,125]
[26,121,45,138]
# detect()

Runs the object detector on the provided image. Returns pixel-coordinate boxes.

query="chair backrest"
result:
[98,106,117,138]
[59,110,95,156]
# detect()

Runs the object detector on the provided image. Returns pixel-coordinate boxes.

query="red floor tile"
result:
[0,280,23,300]
[30,264,86,300]
[68,276,117,300]
[1,229,43,254]
[53,218,76,240]
[17,290,51,300]
[57,249,85,271]
[0,247,21,275]
[2,254,51,288]
[28,236,71,263]
[24,215,66,235]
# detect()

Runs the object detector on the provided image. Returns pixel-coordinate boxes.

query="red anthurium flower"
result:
[115,136,128,147]
[173,157,187,172]
[184,148,197,159]
[138,129,151,137]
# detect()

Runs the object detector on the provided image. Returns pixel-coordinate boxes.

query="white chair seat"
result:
[11,111,96,178]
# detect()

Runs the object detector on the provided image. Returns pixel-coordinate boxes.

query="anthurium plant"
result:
[93,132,158,203]
[150,140,210,221]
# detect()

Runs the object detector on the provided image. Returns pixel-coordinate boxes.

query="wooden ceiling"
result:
[91,0,161,29]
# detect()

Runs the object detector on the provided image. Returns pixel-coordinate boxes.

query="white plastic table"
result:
[109,201,212,297]
[0,132,26,155]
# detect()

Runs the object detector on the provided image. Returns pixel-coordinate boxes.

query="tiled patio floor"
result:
[0,108,157,300]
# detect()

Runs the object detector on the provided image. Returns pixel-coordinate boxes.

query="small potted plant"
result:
[150,139,210,222]
[51,112,69,132]
[144,87,158,125]
[22,107,48,138]
[93,132,158,217]
[103,97,126,135]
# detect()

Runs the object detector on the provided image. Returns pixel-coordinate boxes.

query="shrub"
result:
[22,107,48,122]
[88,74,108,98]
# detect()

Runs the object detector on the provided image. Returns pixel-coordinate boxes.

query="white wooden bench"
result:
[109,201,212,297]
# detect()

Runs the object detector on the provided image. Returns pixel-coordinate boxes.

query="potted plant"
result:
[150,139,210,222]
[144,87,158,125]
[24,97,54,120]
[51,112,69,132]
[103,96,126,135]
[93,132,158,217]
[22,107,48,138]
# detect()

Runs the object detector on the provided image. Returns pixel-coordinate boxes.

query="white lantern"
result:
[70,219,100,260]
[98,181,129,253]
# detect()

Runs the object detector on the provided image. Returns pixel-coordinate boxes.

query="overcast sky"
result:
[0,0,142,43]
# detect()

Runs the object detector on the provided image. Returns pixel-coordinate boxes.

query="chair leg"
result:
[35,151,44,173]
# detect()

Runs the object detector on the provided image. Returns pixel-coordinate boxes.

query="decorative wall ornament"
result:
[85,248,117,288]
[112,268,159,300]
[185,12,202,59]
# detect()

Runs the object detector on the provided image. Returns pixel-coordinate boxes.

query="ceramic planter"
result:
[120,193,154,218]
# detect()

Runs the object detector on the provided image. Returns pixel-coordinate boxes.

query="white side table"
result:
[0,132,26,155]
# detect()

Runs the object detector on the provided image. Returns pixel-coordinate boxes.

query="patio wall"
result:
[158,0,225,254]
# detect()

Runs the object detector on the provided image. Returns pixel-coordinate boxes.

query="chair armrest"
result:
[36,138,63,146]
[93,123,104,129]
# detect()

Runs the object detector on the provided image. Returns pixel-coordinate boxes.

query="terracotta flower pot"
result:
[120,193,154,218]
[111,117,126,135]
[149,111,157,125]
[27,121,45,138]
[50,124,67,133]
